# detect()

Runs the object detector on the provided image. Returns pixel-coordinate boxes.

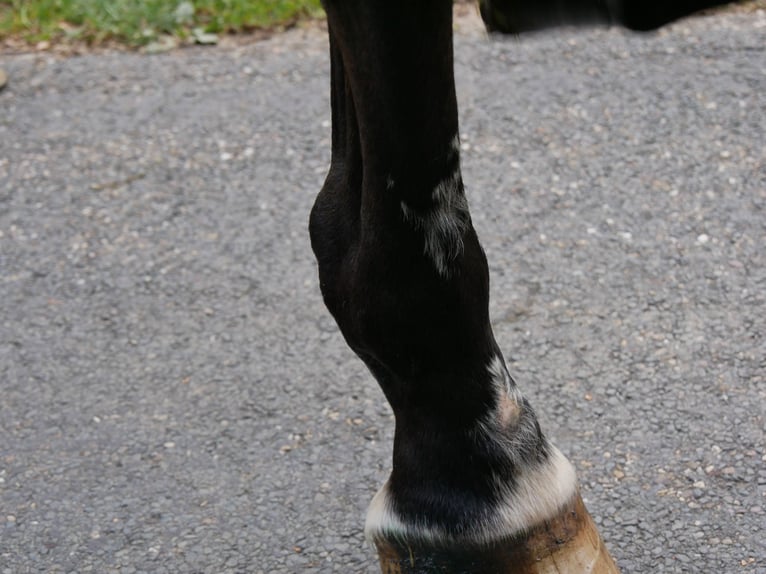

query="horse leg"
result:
[480,0,739,33]
[310,1,619,571]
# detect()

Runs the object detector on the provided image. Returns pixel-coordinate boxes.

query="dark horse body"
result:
[309,1,736,571]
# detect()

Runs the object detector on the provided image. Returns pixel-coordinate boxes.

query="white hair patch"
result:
[451,133,460,154]
[365,354,578,545]
[364,446,578,545]
[400,168,469,277]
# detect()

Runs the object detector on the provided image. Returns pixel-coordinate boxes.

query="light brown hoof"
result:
[374,493,619,573]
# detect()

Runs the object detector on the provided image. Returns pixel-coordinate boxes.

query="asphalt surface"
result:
[1,9,765,574]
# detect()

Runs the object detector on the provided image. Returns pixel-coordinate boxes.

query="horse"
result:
[308,1,737,571]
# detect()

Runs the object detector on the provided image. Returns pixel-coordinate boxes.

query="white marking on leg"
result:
[451,133,460,155]
[487,354,523,401]
[365,479,406,541]
[493,445,578,538]
[386,174,395,190]
[365,446,578,545]
[400,168,469,277]
[431,167,460,202]
[366,353,578,545]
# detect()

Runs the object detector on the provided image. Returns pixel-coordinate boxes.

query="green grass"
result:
[1,0,764,49]
[0,0,324,47]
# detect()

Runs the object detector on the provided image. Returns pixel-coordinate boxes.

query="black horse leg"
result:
[309,1,619,572]
[480,0,739,33]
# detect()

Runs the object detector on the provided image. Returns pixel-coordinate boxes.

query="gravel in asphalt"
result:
[1,9,764,574]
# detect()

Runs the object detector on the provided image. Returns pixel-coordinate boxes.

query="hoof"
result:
[374,493,619,574]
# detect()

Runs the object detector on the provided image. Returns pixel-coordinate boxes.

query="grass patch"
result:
[1,0,763,49]
[0,0,324,47]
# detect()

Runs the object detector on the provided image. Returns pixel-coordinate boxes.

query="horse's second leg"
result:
[310,1,619,571]
[480,0,738,33]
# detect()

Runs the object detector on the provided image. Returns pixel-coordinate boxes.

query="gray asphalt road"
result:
[1,10,764,574]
